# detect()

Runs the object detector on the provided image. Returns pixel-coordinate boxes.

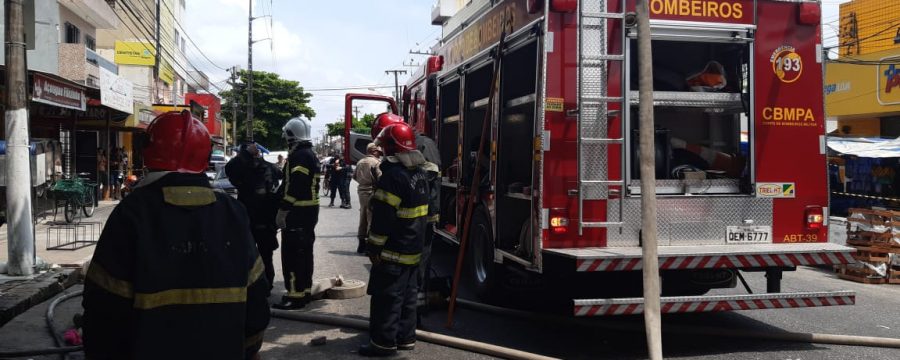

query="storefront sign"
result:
[878,56,900,106]
[114,41,156,66]
[649,0,753,25]
[100,67,134,114]
[825,47,900,118]
[32,73,86,111]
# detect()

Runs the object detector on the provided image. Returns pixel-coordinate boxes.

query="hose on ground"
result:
[270,309,559,360]
[455,298,900,349]
[0,290,84,359]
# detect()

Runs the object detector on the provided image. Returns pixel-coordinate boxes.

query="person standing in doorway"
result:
[97,149,109,200]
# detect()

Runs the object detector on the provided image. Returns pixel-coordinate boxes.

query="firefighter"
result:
[415,131,441,319]
[225,141,283,294]
[360,122,430,357]
[353,142,382,253]
[82,111,270,360]
[273,116,321,310]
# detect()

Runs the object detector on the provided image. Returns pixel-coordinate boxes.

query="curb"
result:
[0,268,82,327]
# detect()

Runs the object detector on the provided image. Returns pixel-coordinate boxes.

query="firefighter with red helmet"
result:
[82,111,270,360]
[371,112,403,140]
[273,116,321,310]
[359,122,430,357]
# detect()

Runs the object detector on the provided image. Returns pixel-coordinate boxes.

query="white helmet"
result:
[283,117,312,143]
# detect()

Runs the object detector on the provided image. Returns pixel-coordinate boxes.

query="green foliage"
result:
[218,70,315,149]
[325,113,377,137]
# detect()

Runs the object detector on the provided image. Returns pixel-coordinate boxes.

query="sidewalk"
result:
[0,200,117,326]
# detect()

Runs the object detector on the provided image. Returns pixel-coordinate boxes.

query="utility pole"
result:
[5,0,35,275]
[155,0,162,103]
[228,66,240,150]
[246,0,254,141]
[353,105,361,121]
[636,0,662,359]
[385,69,407,109]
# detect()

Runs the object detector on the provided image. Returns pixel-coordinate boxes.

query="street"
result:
[2,182,899,359]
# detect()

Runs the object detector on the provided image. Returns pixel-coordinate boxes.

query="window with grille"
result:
[65,22,80,44]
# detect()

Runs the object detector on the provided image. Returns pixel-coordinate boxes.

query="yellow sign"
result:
[114,41,155,66]
[159,60,175,85]
[825,47,900,119]
[771,46,803,84]
[545,98,564,112]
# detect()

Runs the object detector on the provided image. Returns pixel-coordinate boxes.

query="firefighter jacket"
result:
[368,157,430,266]
[82,172,270,360]
[225,151,283,228]
[277,142,320,229]
[423,161,440,224]
[353,155,381,193]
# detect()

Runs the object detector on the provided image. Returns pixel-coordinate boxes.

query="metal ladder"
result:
[577,0,628,235]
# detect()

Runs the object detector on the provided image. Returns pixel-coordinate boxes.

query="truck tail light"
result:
[550,208,569,234]
[805,206,824,231]
[798,3,820,26]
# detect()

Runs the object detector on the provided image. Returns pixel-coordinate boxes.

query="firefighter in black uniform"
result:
[359,122,430,357]
[273,116,321,310]
[416,132,441,319]
[225,141,283,294]
[82,111,270,360]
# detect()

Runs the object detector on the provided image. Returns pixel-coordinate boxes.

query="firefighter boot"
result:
[356,236,367,254]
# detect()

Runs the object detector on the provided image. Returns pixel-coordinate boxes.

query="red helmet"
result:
[143,111,211,174]
[371,112,404,140]
[376,123,417,156]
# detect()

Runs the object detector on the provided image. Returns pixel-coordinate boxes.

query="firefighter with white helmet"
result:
[273,116,321,310]
[359,122,430,357]
[82,111,270,359]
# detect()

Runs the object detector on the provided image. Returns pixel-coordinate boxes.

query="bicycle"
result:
[49,177,97,223]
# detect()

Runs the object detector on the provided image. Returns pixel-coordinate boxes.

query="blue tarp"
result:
[0,141,39,156]
[827,137,900,158]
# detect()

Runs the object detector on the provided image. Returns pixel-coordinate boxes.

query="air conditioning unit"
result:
[431,0,460,25]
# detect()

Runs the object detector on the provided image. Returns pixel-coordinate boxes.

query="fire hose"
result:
[4,290,900,359]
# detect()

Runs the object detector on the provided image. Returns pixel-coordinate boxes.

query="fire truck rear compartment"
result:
[626,39,751,196]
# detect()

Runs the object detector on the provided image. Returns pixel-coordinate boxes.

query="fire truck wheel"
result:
[467,207,497,301]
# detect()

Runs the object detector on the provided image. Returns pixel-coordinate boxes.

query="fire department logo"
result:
[770,45,803,84]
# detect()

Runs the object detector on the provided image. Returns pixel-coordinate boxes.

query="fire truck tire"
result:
[467,207,498,301]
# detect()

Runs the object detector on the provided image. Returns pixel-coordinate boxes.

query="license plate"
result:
[726,226,772,244]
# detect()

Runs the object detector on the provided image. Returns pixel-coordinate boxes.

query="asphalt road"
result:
[2,181,899,359]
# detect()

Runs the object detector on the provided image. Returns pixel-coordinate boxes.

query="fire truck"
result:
[345,0,857,316]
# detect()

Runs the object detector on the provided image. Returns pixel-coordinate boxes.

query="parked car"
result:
[209,166,236,196]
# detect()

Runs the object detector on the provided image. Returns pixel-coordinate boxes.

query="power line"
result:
[117,0,223,92]
[157,0,229,71]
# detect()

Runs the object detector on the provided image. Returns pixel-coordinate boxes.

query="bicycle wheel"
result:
[82,189,95,217]
[64,200,77,223]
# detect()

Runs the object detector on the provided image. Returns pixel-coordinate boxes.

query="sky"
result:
[181,0,438,145]
[179,0,850,145]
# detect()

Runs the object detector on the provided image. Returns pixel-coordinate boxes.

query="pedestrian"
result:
[360,122,430,357]
[225,141,283,294]
[353,143,382,254]
[81,111,270,360]
[415,130,441,320]
[322,158,333,197]
[109,149,122,200]
[339,158,353,209]
[97,148,108,200]
[273,117,321,310]
[276,153,286,170]
[328,158,344,207]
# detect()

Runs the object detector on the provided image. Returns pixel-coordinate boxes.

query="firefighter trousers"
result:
[281,227,315,301]
[368,262,419,349]
[251,226,278,292]
[417,225,434,308]
[357,191,373,239]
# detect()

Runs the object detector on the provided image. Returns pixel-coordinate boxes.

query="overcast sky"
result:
[181,0,849,145]
[182,0,437,145]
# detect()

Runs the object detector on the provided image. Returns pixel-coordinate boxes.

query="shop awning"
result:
[828,137,900,158]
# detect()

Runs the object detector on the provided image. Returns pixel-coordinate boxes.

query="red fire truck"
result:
[345,0,856,316]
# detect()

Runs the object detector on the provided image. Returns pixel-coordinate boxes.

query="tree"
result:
[325,113,377,137]
[218,70,315,149]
